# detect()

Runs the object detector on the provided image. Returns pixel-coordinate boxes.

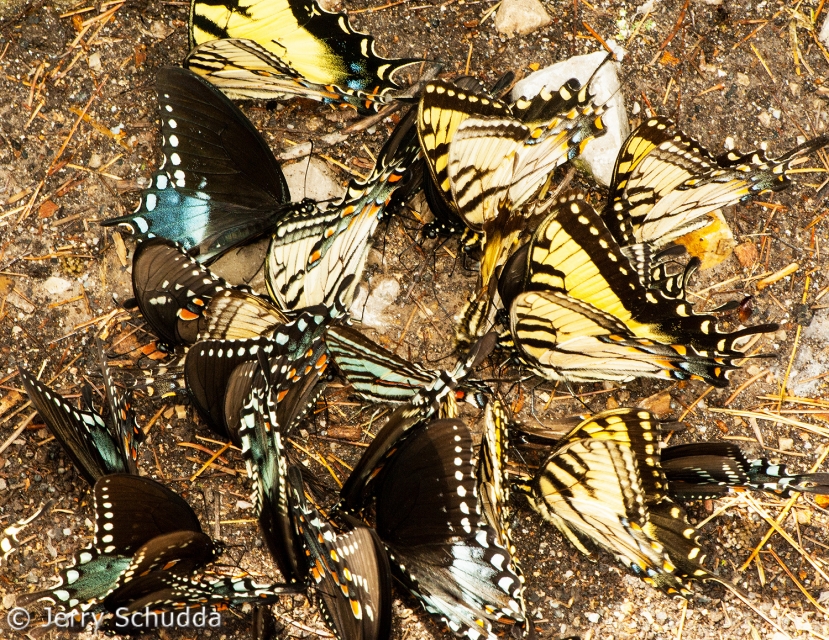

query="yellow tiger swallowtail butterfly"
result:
[188,0,420,113]
[518,408,712,596]
[604,116,829,248]
[513,193,776,358]
[265,108,420,311]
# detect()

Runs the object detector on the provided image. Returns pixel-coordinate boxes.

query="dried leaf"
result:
[733,242,759,268]
[674,211,735,270]
[639,390,673,418]
[134,45,147,68]
[38,199,60,219]
[0,390,22,420]
[112,230,128,268]
[0,275,13,296]
[659,50,680,66]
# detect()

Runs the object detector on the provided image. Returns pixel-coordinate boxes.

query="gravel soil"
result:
[0,0,828,639]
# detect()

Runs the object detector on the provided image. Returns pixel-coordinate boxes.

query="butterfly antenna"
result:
[301,139,315,200]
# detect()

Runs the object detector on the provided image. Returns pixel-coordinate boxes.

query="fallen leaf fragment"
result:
[733,241,758,268]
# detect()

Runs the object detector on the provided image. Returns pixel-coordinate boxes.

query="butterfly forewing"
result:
[102,68,295,262]
[189,0,419,113]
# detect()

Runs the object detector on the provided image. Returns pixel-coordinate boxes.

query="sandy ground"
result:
[1,0,829,638]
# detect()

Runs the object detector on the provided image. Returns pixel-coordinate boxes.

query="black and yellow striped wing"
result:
[509,289,734,386]
[605,117,828,247]
[185,38,343,104]
[417,80,511,228]
[447,86,605,232]
[524,409,709,596]
[189,0,419,113]
[265,109,420,311]
[526,193,776,357]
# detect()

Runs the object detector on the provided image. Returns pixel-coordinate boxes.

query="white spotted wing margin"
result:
[1,501,52,565]
[287,466,393,640]
[102,67,299,264]
[15,475,208,613]
[373,418,525,640]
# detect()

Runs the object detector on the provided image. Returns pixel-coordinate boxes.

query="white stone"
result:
[495,0,551,38]
[87,52,101,73]
[351,278,400,329]
[42,276,74,297]
[820,13,829,49]
[282,157,342,204]
[512,47,629,186]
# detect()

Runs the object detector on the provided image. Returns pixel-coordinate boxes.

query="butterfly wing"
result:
[185,38,343,103]
[266,109,420,311]
[102,67,292,262]
[662,442,829,498]
[325,325,435,403]
[131,238,227,347]
[17,475,206,611]
[526,194,777,356]
[238,341,329,584]
[338,332,496,512]
[509,289,737,386]
[18,367,125,485]
[374,419,525,638]
[96,338,143,475]
[605,117,828,247]
[189,0,419,113]
[527,409,707,596]
[288,467,393,640]
[417,80,512,232]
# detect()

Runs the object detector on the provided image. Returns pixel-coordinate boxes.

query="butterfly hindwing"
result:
[189,0,419,113]
[102,67,297,263]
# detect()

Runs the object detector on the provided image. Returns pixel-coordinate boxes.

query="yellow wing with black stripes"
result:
[188,0,419,113]
[604,117,828,247]
[508,289,734,385]
[525,193,776,356]
[521,408,711,596]
[417,80,512,226]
